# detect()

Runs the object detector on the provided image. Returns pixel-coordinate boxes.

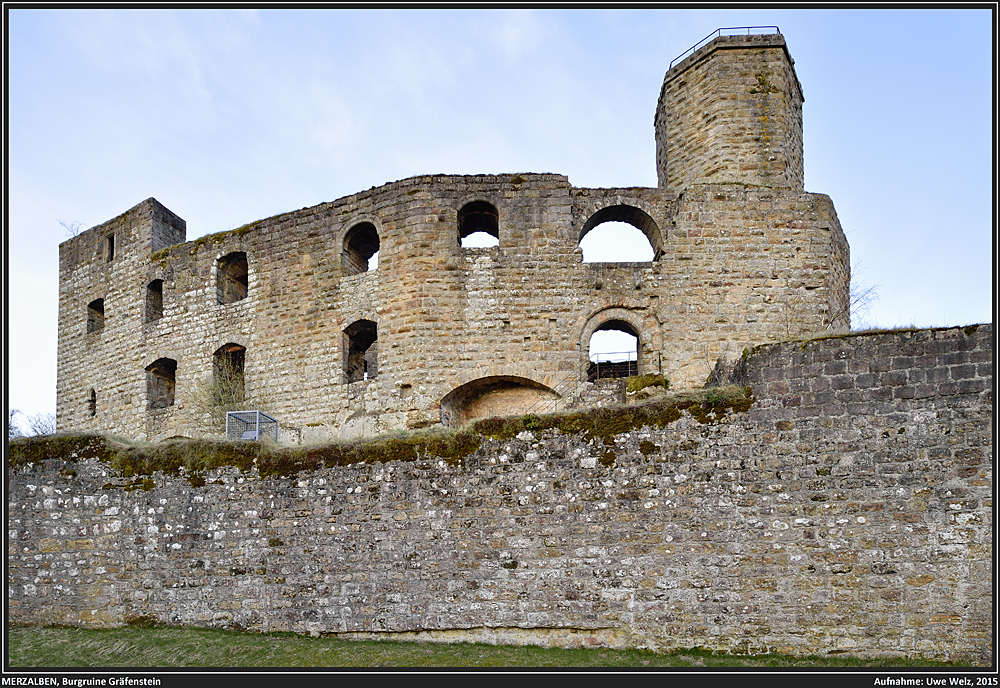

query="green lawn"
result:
[7,626,973,668]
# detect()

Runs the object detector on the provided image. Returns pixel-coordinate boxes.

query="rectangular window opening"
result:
[86,299,105,334]
[146,280,164,323]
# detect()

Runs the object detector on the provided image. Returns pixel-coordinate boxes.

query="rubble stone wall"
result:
[12,325,993,663]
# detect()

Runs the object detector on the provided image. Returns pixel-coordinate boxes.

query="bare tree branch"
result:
[849,259,880,330]
[58,219,86,237]
[26,413,57,436]
[8,408,22,440]
[8,409,56,437]
[827,259,881,332]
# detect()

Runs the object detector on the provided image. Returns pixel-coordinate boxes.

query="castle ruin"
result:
[57,32,850,443]
[24,31,992,662]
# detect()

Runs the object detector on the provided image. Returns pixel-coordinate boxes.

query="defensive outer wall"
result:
[56,33,850,443]
[9,325,993,663]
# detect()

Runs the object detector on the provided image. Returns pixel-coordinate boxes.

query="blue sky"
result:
[7,8,994,419]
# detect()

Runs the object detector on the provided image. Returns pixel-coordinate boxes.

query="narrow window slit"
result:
[146,280,163,323]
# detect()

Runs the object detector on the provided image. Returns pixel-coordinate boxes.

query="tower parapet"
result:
[655,32,804,191]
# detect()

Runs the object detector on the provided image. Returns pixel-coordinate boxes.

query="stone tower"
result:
[56,200,186,434]
[655,33,804,191]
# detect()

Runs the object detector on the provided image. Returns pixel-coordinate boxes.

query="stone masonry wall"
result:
[56,174,847,444]
[11,325,993,663]
[55,32,850,444]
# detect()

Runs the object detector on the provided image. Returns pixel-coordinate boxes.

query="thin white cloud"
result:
[487,10,546,63]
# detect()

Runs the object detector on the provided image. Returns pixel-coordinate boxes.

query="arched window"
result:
[212,344,245,405]
[217,252,248,304]
[458,201,499,248]
[579,205,659,263]
[342,222,380,275]
[145,280,163,323]
[145,358,177,409]
[588,320,639,380]
[343,320,378,383]
[86,298,105,333]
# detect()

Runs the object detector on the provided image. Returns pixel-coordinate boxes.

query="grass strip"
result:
[7,626,973,668]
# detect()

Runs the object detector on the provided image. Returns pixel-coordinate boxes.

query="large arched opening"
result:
[145,358,177,409]
[579,205,660,263]
[217,252,248,304]
[440,376,557,428]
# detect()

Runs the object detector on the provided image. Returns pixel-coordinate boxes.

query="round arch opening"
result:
[145,358,177,409]
[587,319,639,380]
[343,222,380,274]
[217,252,248,304]
[579,205,660,263]
[458,201,500,248]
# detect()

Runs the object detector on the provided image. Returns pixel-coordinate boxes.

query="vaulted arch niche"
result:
[440,376,558,428]
[344,320,378,383]
[579,205,660,263]
[343,222,380,275]
[587,320,639,380]
[458,201,499,248]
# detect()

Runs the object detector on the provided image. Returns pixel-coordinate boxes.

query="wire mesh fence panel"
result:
[226,410,278,442]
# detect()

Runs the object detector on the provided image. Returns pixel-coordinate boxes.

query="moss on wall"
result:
[9,386,753,482]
